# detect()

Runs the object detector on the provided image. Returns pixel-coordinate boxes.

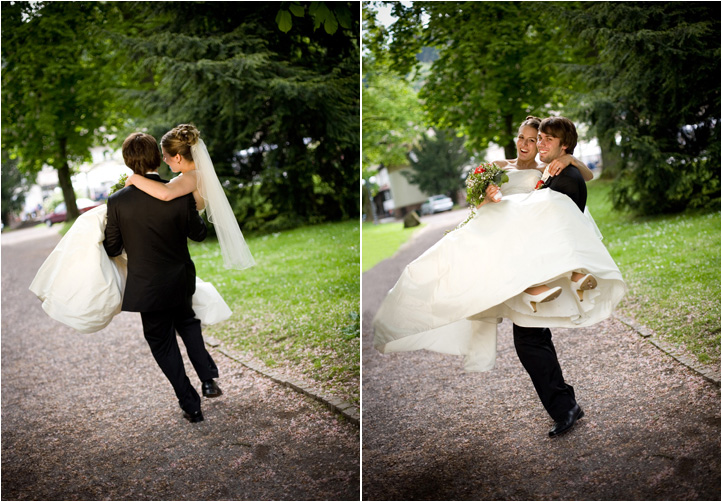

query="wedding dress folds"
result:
[373,168,626,372]
[29,204,231,334]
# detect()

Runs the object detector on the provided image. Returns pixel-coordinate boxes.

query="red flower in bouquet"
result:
[474,166,486,174]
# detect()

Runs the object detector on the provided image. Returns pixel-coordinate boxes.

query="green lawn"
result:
[189,220,360,404]
[586,180,720,365]
[362,221,426,272]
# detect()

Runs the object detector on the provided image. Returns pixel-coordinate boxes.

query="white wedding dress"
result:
[29,204,232,334]
[373,168,626,372]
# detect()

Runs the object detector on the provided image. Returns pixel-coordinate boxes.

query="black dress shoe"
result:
[202,379,223,398]
[549,404,584,438]
[183,410,204,423]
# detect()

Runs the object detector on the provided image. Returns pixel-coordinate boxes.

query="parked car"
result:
[44,198,103,226]
[420,194,454,215]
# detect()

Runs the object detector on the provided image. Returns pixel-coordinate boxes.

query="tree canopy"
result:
[1,1,121,220]
[1,1,359,231]
[113,1,360,230]
[362,60,424,172]
[371,1,574,158]
[366,1,720,215]
[563,1,720,214]
[362,5,426,175]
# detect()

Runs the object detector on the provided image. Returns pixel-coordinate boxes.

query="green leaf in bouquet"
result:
[493,171,509,185]
[109,174,128,196]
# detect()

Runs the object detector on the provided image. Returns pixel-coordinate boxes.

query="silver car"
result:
[420,195,454,215]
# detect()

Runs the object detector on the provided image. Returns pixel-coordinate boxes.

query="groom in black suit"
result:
[104,132,222,423]
[514,116,587,437]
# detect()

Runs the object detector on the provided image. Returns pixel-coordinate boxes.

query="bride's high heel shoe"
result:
[522,286,562,313]
[572,273,597,302]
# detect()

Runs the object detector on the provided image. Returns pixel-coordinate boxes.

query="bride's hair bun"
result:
[174,124,200,147]
[161,123,201,161]
[520,115,542,130]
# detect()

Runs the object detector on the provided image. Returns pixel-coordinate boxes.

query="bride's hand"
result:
[477,184,501,208]
[546,155,573,177]
[125,174,135,187]
[545,154,594,181]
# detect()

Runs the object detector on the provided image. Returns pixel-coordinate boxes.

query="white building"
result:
[23,146,131,217]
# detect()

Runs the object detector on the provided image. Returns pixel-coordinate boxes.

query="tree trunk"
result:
[57,137,79,220]
[598,135,621,180]
[362,182,377,224]
[503,114,516,159]
[504,141,516,159]
[286,135,315,219]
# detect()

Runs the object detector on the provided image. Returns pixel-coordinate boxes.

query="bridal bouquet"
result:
[109,174,128,196]
[448,163,510,233]
[465,163,509,206]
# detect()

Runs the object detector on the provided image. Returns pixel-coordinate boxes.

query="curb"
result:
[614,314,720,387]
[204,337,360,426]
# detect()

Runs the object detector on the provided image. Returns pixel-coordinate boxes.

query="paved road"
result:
[1,226,359,501]
[362,210,720,500]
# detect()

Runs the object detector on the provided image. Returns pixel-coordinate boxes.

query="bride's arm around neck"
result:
[128,171,205,209]
[539,154,594,181]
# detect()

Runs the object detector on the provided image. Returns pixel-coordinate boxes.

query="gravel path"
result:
[362,209,720,501]
[1,227,359,501]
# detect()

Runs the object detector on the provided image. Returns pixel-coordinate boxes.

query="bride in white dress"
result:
[126,124,255,271]
[29,124,254,334]
[373,117,626,372]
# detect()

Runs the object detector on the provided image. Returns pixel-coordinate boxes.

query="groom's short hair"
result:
[540,117,577,155]
[122,133,161,175]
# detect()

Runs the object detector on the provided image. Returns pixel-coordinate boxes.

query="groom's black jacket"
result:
[547,164,587,212]
[103,174,207,312]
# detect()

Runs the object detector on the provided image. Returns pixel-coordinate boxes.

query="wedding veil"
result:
[191,139,256,270]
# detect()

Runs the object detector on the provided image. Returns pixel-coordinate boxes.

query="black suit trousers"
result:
[513,165,584,421]
[140,298,219,414]
[513,324,576,422]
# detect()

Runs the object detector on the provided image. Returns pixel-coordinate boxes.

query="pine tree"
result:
[402,128,471,204]
[565,1,721,214]
[110,2,360,229]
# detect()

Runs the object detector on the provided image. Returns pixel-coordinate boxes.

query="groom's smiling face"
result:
[537,132,566,162]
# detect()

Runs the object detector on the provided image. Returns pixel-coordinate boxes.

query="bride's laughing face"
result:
[516,125,538,162]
